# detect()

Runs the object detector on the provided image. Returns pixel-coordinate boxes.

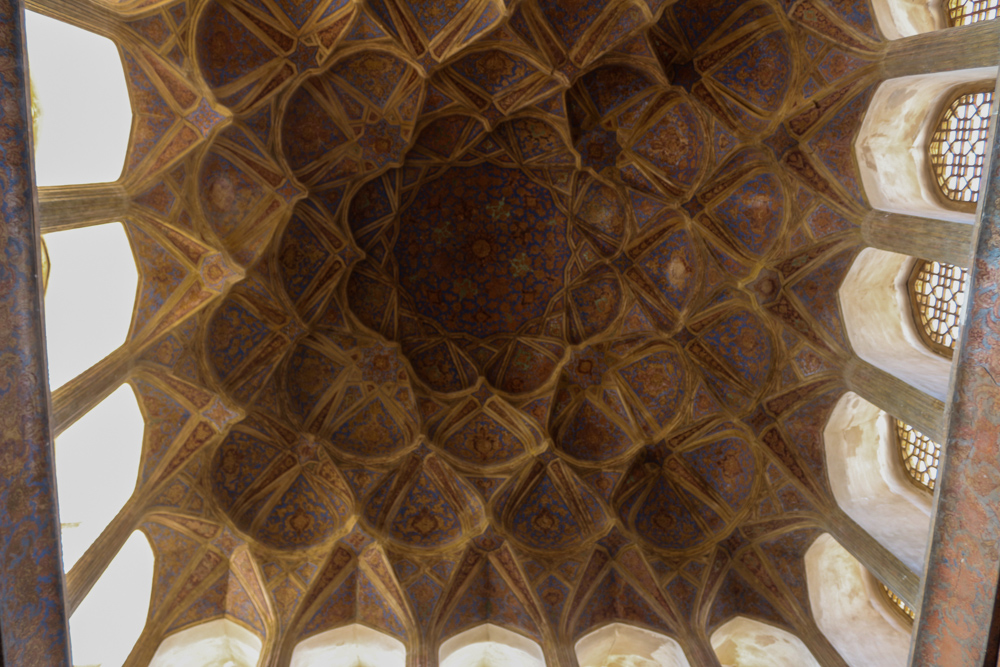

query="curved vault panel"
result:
[107,0,886,652]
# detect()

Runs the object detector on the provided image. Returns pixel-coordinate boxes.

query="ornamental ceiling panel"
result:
[90,0,894,658]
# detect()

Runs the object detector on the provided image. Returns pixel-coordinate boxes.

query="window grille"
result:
[908,260,968,358]
[895,419,941,492]
[945,0,1000,26]
[929,88,992,205]
[879,583,916,622]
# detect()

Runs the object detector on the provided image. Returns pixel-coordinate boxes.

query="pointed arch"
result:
[70,530,154,666]
[840,248,952,401]
[56,382,145,570]
[824,392,932,573]
[291,623,406,667]
[149,619,262,667]
[576,623,691,667]
[43,221,138,389]
[439,624,546,667]
[805,534,911,667]
[711,617,821,667]
[25,11,131,186]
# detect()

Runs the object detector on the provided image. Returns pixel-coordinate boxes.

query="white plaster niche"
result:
[840,247,952,401]
[806,534,912,667]
[856,68,997,224]
[576,622,692,667]
[711,616,822,667]
[440,623,546,667]
[824,391,932,573]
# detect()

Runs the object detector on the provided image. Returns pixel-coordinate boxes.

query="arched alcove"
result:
[824,392,931,573]
[149,619,262,667]
[70,530,154,667]
[290,624,406,667]
[870,0,946,40]
[711,617,821,667]
[43,222,138,389]
[840,247,952,401]
[56,382,145,570]
[856,69,997,224]
[576,623,691,667]
[805,534,911,667]
[439,624,546,667]
[24,11,132,185]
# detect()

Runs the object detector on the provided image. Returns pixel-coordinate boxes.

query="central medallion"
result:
[394,162,571,339]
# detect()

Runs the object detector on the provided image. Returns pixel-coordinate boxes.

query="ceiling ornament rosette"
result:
[98,0,889,656]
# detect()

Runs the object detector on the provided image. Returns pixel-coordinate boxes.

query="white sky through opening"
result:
[25,11,132,186]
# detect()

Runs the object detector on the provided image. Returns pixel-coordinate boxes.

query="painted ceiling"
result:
[103,0,884,661]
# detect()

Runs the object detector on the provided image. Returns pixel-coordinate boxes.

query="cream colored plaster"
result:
[576,623,691,667]
[870,0,945,39]
[711,617,821,667]
[806,535,911,667]
[825,392,931,573]
[149,619,262,667]
[840,248,952,401]
[290,624,406,667]
[856,69,996,224]
[439,624,546,667]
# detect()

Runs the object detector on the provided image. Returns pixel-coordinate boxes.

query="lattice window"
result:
[895,419,941,492]
[879,583,916,623]
[929,88,992,206]
[909,260,968,358]
[946,0,1000,26]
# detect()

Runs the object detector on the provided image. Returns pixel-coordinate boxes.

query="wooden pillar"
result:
[843,358,947,443]
[861,210,974,268]
[50,345,132,438]
[64,496,141,615]
[0,0,72,664]
[824,506,921,610]
[37,183,129,233]
[882,21,1000,79]
[909,72,1000,667]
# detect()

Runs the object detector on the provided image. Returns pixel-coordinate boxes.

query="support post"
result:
[861,210,974,268]
[843,358,947,443]
[909,69,1000,667]
[37,183,129,233]
[882,21,1000,79]
[0,0,72,664]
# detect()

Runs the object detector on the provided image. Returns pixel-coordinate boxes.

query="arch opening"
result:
[856,70,997,224]
[43,222,138,390]
[805,534,912,667]
[150,619,262,667]
[840,247,952,401]
[824,392,932,573]
[576,623,691,667]
[440,624,546,667]
[291,624,406,667]
[710,617,821,667]
[56,383,144,571]
[25,11,132,186]
[70,530,154,667]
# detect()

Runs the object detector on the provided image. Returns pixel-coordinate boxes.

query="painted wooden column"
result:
[0,0,72,665]
[882,20,1000,79]
[909,74,1000,665]
[861,211,974,268]
[37,183,129,232]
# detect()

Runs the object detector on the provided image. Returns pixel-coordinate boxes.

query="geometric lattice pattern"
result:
[946,0,1000,25]
[909,260,968,357]
[929,89,993,204]
[895,419,942,492]
[880,583,915,622]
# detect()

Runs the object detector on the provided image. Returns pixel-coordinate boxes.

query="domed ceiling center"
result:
[392,163,570,339]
